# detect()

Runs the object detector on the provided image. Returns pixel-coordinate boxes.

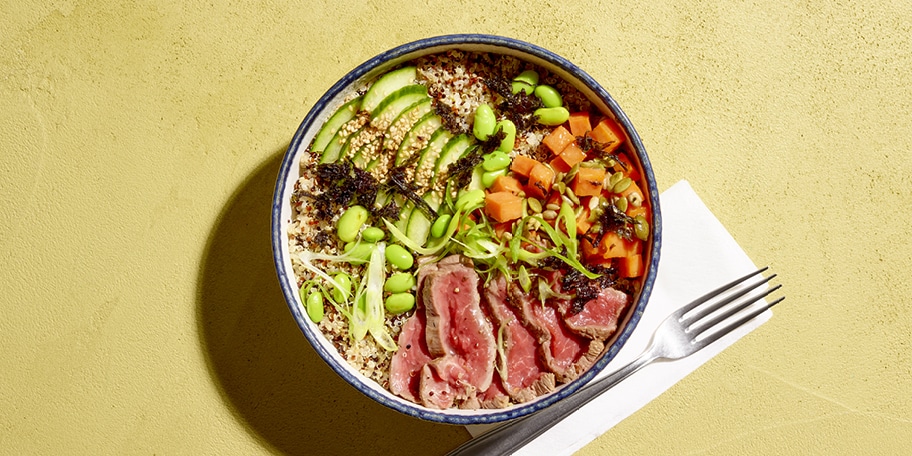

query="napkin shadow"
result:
[197,150,468,455]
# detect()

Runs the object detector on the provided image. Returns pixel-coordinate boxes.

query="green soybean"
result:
[512,81,534,95]
[305,290,324,323]
[456,189,485,212]
[385,292,416,314]
[496,119,516,153]
[534,107,570,126]
[482,151,511,172]
[384,272,416,293]
[472,104,496,141]
[343,241,374,261]
[361,226,385,242]
[332,272,351,303]
[534,84,563,108]
[514,69,539,87]
[430,213,452,238]
[337,205,368,243]
[482,168,508,188]
[385,244,414,270]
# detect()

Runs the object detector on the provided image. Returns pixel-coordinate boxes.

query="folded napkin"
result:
[465,180,773,455]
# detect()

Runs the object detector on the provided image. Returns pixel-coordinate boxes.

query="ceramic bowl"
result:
[271,34,661,424]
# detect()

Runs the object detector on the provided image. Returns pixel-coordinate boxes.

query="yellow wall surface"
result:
[2,1,910,454]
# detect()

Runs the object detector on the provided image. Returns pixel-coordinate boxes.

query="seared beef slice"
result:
[419,256,496,409]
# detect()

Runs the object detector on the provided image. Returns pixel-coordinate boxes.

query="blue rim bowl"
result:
[272,34,661,424]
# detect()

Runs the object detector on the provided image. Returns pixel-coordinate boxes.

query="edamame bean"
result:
[534,84,563,108]
[512,81,534,95]
[496,119,516,153]
[482,168,508,188]
[306,290,324,323]
[482,151,511,172]
[343,241,374,261]
[513,69,539,87]
[430,213,452,238]
[534,107,570,126]
[332,272,351,302]
[456,189,485,212]
[336,205,368,243]
[472,104,496,141]
[361,226,385,243]
[385,244,414,270]
[385,292,416,314]
[384,272,416,293]
[634,215,650,241]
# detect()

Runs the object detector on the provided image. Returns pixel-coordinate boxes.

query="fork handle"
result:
[447,350,658,456]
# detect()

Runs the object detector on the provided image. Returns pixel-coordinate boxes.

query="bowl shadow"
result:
[196,150,469,455]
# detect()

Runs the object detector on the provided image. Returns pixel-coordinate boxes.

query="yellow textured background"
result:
[2,1,910,454]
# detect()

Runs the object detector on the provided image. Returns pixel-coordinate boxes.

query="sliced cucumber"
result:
[352,136,380,169]
[362,66,417,114]
[413,127,453,189]
[312,96,362,153]
[406,192,443,246]
[319,128,349,164]
[371,84,429,129]
[395,113,442,167]
[384,98,434,152]
[434,134,473,183]
[335,125,366,163]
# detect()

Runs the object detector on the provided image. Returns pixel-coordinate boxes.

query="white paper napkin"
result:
[465,180,774,455]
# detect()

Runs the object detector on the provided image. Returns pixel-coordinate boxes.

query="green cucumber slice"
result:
[362,66,417,114]
[434,134,473,182]
[370,84,429,129]
[395,113,442,167]
[413,127,453,189]
[312,96,362,153]
[384,98,434,152]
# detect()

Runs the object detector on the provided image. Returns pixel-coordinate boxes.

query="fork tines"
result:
[683,267,785,342]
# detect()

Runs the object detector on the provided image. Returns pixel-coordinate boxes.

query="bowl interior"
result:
[272,34,661,424]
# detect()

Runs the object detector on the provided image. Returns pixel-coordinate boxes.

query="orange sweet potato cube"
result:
[568,111,592,137]
[558,142,586,168]
[510,155,540,178]
[491,174,524,194]
[526,162,555,199]
[590,117,625,154]
[484,191,524,223]
[571,167,605,197]
[542,126,575,155]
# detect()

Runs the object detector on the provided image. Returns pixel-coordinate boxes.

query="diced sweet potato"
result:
[557,142,586,168]
[491,174,524,195]
[542,126,575,155]
[526,162,555,199]
[485,191,524,223]
[549,155,571,174]
[590,117,625,154]
[617,254,645,278]
[612,153,641,182]
[571,167,605,197]
[568,111,591,137]
[510,155,540,178]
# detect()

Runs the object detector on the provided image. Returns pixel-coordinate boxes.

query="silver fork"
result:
[448,267,784,456]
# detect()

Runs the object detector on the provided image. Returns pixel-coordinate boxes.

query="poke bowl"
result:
[272,34,661,424]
